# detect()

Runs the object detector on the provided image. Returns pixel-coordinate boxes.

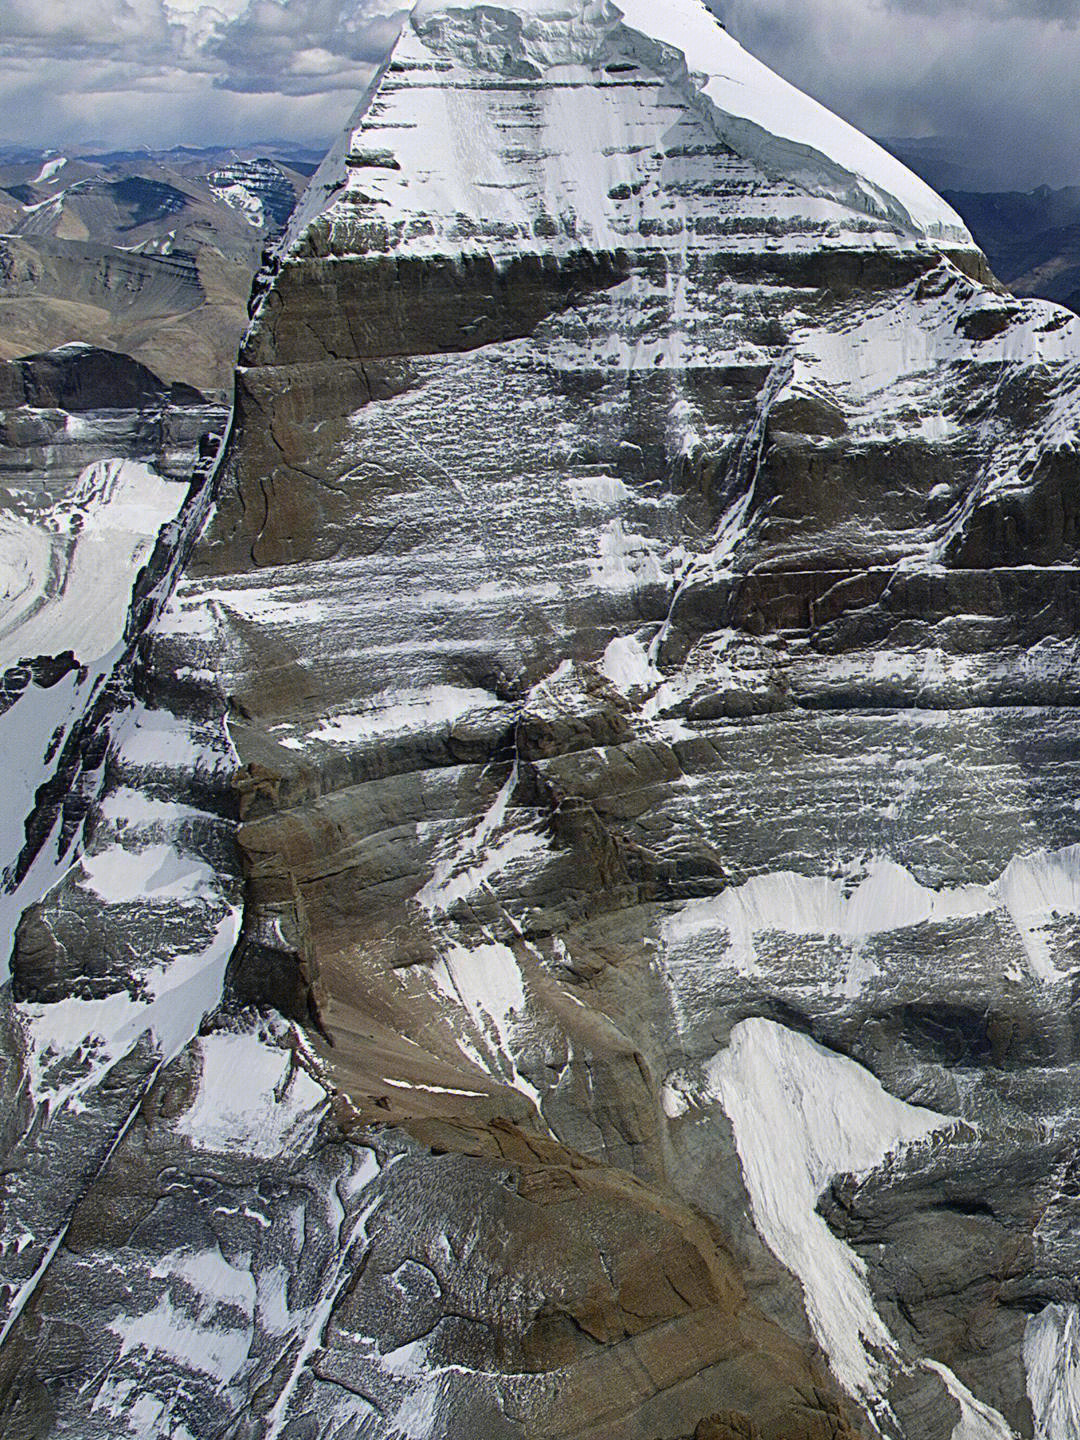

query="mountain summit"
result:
[0,4,1077,1439]
[287,0,971,256]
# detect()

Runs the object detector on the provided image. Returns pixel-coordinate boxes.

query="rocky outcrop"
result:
[0,344,204,412]
[1,3,1080,1438]
[935,181,1080,316]
[0,340,227,1003]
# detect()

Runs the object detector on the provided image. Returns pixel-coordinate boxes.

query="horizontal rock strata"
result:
[0,4,1079,1438]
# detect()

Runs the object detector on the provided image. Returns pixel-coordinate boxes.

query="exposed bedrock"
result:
[0,344,206,413]
[3,3,1080,1438]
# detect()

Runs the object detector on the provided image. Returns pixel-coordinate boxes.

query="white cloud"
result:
[204,0,408,95]
[0,0,404,145]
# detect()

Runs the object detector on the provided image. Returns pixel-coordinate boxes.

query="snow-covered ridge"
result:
[208,158,299,235]
[0,458,189,674]
[283,0,970,257]
[614,0,968,243]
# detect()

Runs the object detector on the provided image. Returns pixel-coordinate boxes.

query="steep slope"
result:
[1,4,1079,1439]
[0,344,226,946]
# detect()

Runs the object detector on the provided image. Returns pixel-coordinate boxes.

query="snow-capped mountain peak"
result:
[285,0,971,256]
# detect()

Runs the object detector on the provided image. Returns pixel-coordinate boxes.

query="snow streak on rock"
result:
[923,1361,1016,1440]
[662,848,1080,994]
[706,1018,953,1406]
[1025,1305,1080,1440]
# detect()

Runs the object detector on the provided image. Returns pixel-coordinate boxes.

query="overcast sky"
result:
[0,0,1077,188]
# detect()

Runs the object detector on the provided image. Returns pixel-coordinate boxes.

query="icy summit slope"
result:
[286,0,969,257]
[0,3,1078,1439]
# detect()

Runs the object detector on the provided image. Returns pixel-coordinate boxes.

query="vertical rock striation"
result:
[2,3,1080,1438]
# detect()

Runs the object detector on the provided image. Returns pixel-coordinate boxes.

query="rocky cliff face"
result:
[0,343,226,967]
[1,4,1079,1439]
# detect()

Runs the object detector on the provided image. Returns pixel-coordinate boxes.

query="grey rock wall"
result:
[1,5,1079,1439]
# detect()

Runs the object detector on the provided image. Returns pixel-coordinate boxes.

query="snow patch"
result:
[384,1078,486,1096]
[116,706,222,773]
[23,909,242,1114]
[210,181,266,228]
[189,585,327,628]
[0,663,92,895]
[0,458,188,672]
[924,1360,1016,1440]
[601,633,662,693]
[282,686,502,750]
[98,788,202,829]
[109,1291,251,1385]
[32,156,66,185]
[566,474,636,508]
[152,1244,257,1313]
[662,850,1080,989]
[429,941,542,1109]
[708,1018,954,1405]
[1025,1304,1080,1440]
[79,843,217,905]
[389,1370,444,1439]
[416,763,548,914]
[175,1030,330,1160]
[589,518,668,594]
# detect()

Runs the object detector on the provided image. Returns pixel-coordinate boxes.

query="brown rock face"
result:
[132,4,1080,1436]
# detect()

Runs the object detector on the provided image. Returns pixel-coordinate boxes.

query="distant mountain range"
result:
[938,188,1080,314]
[0,145,325,395]
[882,137,1080,314]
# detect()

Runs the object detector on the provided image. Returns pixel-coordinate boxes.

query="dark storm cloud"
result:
[884,0,1080,20]
[720,0,1080,187]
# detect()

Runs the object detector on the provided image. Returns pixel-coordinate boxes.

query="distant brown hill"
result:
[0,146,322,395]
